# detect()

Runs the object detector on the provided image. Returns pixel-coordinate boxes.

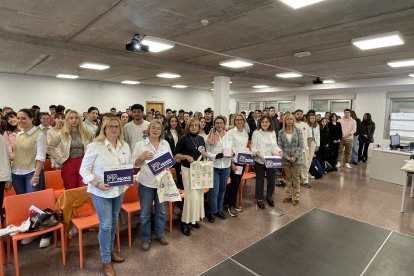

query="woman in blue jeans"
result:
[205,116,232,223]
[80,117,131,276]
[132,120,172,251]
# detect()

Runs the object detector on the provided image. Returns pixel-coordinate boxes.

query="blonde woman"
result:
[48,110,91,189]
[80,118,131,275]
[277,114,304,206]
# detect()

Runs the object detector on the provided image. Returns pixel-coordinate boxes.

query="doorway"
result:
[146,101,165,114]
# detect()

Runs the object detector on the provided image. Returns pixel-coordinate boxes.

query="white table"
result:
[370,148,414,185]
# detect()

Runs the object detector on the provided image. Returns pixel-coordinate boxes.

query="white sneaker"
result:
[39,237,51,248]
[345,163,352,169]
[21,237,36,245]
[336,162,341,168]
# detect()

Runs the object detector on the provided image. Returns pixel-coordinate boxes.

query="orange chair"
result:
[4,189,66,276]
[121,182,141,247]
[44,170,65,199]
[70,200,120,269]
[43,159,54,171]
[237,170,256,206]
[0,219,4,276]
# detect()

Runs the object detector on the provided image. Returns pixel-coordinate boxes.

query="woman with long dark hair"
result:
[164,115,185,189]
[317,117,330,170]
[328,113,342,168]
[2,111,19,156]
[358,113,375,163]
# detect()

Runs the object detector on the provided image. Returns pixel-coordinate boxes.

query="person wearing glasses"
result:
[80,117,131,276]
[174,117,208,236]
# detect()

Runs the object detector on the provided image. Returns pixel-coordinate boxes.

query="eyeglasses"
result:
[190,124,199,127]
[107,125,120,129]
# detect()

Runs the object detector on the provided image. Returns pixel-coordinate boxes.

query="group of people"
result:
[0,103,375,276]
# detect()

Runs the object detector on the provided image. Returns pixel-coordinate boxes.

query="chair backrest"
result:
[123,181,138,203]
[4,189,56,226]
[45,170,65,190]
[43,159,53,171]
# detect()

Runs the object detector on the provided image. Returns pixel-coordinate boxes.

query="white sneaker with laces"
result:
[345,163,352,169]
[336,162,341,168]
[21,237,36,245]
[39,237,51,248]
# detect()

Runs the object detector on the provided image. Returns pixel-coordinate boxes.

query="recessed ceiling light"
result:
[212,81,233,84]
[387,59,414,68]
[156,73,181,78]
[219,59,253,68]
[252,85,270,88]
[56,74,79,79]
[172,85,188,88]
[276,72,303,78]
[210,88,214,91]
[121,80,140,85]
[279,0,325,9]
[409,73,414,78]
[352,31,404,50]
[323,79,335,84]
[141,36,175,53]
[79,62,110,70]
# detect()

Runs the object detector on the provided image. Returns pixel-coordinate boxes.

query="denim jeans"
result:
[208,167,231,214]
[12,170,45,195]
[138,184,165,242]
[91,193,124,264]
[351,136,359,162]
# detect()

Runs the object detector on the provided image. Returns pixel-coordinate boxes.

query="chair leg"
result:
[54,230,58,247]
[169,202,173,233]
[116,224,120,253]
[127,213,132,247]
[0,238,4,276]
[238,180,246,207]
[60,227,67,266]
[79,229,83,269]
[12,239,19,276]
[6,237,10,264]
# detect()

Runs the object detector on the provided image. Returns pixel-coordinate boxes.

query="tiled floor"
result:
[3,162,414,275]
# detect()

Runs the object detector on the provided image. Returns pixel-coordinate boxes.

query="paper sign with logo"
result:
[264,156,283,168]
[147,151,176,175]
[237,152,254,165]
[222,140,233,157]
[104,164,134,186]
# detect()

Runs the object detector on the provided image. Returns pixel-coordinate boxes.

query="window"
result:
[311,100,352,117]
[238,100,294,113]
[388,98,414,140]
[278,101,294,112]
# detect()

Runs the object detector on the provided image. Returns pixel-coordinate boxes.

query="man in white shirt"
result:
[294,109,313,188]
[123,104,150,153]
[38,112,51,137]
[84,106,100,137]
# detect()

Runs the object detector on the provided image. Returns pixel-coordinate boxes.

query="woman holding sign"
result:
[80,117,131,276]
[132,120,172,251]
[174,117,208,236]
[277,114,304,206]
[225,113,249,216]
[251,115,282,209]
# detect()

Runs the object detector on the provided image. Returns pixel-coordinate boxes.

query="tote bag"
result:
[155,170,182,203]
[190,155,214,190]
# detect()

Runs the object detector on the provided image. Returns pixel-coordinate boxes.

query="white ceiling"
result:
[1,0,414,90]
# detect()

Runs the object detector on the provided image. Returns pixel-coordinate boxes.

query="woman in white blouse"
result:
[79,118,131,276]
[225,113,249,216]
[251,115,282,209]
[307,113,320,176]
[205,116,232,222]
[132,120,171,251]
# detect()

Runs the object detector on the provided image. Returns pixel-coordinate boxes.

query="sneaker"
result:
[21,237,37,245]
[336,162,341,168]
[155,236,168,245]
[300,182,311,188]
[234,206,243,212]
[309,174,315,179]
[257,200,265,209]
[207,214,215,223]
[141,241,150,251]
[282,198,292,203]
[39,237,51,248]
[292,200,299,206]
[227,207,237,217]
[352,161,358,165]
[215,211,226,220]
[345,163,352,169]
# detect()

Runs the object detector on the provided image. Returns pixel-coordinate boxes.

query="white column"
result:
[213,76,230,120]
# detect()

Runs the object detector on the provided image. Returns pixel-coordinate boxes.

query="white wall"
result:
[0,73,214,113]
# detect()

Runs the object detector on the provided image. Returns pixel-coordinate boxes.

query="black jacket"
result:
[359,121,375,143]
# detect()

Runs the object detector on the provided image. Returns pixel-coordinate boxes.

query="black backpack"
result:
[309,160,323,179]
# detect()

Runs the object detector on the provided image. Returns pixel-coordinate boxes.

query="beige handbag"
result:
[190,155,214,190]
[155,170,182,203]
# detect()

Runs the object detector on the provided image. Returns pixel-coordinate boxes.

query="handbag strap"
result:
[197,155,203,161]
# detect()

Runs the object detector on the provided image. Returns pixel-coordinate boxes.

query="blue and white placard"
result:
[237,152,254,165]
[104,164,134,186]
[264,156,283,168]
[147,151,176,175]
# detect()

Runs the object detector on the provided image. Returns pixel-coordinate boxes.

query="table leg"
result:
[401,174,409,213]
[410,174,413,198]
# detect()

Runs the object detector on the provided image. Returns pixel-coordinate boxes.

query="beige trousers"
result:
[337,139,353,164]
[284,163,301,201]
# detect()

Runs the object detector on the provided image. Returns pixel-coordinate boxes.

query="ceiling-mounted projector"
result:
[126,34,149,53]
[312,77,323,84]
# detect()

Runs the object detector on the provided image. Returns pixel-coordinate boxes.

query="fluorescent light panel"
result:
[323,79,335,84]
[79,62,110,70]
[276,72,303,78]
[409,73,414,78]
[141,36,175,53]
[172,85,188,88]
[219,59,253,68]
[387,59,414,68]
[156,73,181,78]
[352,31,404,50]
[280,0,325,9]
[56,74,79,79]
[121,80,140,85]
[252,85,270,88]
[212,81,232,83]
